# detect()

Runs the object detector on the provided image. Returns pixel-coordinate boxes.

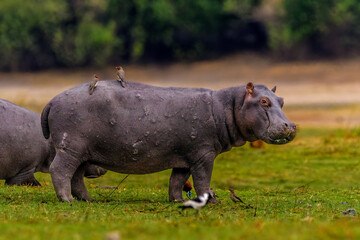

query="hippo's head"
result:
[237,83,296,145]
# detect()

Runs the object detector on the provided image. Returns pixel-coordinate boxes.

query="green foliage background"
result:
[269,0,360,58]
[0,0,360,70]
[0,0,260,70]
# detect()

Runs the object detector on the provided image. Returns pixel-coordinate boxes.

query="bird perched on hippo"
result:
[41,81,296,202]
[115,66,126,88]
[89,74,100,95]
[0,99,107,186]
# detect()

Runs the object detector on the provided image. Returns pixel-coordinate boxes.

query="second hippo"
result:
[0,99,107,186]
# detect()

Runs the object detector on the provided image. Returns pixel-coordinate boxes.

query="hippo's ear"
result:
[271,86,276,93]
[246,82,254,95]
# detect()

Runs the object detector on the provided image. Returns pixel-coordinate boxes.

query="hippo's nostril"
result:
[284,123,288,127]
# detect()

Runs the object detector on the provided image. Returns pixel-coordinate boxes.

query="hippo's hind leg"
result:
[5,168,41,186]
[169,168,191,202]
[49,151,84,202]
[71,163,94,201]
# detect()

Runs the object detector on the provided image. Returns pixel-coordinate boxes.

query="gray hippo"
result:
[0,99,107,186]
[41,81,296,202]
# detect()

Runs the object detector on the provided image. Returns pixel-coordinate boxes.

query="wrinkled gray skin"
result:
[41,81,296,202]
[0,99,106,186]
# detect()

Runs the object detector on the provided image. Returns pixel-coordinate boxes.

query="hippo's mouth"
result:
[268,137,292,145]
[84,175,98,178]
[266,131,296,145]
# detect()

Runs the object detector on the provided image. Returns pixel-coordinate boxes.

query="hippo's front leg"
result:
[169,168,191,202]
[190,152,218,203]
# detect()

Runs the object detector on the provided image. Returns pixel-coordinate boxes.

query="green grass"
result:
[1,127,360,239]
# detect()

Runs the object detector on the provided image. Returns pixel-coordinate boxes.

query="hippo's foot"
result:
[5,168,41,186]
[31,178,41,186]
[172,199,185,203]
[169,168,191,202]
[169,193,184,203]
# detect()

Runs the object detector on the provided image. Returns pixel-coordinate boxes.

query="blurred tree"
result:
[0,0,265,70]
[0,0,67,70]
[223,0,261,17]
[2,0,360,70]
[51,0,118,67]
[269,0,360,58]
[106,0,264,62]
[0,0,118,70]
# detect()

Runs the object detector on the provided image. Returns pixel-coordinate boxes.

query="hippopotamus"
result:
[41,81,296,202]
[0,99,107,186]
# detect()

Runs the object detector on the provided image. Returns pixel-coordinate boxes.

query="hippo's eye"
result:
[260,97,270,107]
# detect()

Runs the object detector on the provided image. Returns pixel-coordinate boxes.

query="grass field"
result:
[1,127,360,239]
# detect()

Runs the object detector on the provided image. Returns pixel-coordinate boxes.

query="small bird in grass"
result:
[183,179,193,199]
[89,75,100,95]
[115,66,125,88]
[180,192,210,210]
[229,188,253,208]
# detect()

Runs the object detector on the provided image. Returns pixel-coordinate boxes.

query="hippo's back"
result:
[46,81,216,144]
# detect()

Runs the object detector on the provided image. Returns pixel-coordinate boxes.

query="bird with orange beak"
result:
[183,179,193,199]
[115,66,125,88]
[89,75,100,95]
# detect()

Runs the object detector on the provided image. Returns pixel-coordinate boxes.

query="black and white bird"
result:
[180,192,210,210]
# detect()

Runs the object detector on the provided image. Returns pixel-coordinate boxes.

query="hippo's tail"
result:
[41,102,52,139]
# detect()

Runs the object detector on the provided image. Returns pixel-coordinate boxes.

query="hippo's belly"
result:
[0,154,15,179]
[0,152,29,180]
[90,145,190,174]
[0,137,38,180]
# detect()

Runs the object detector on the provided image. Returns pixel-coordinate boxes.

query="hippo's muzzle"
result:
[265,121,296,145]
